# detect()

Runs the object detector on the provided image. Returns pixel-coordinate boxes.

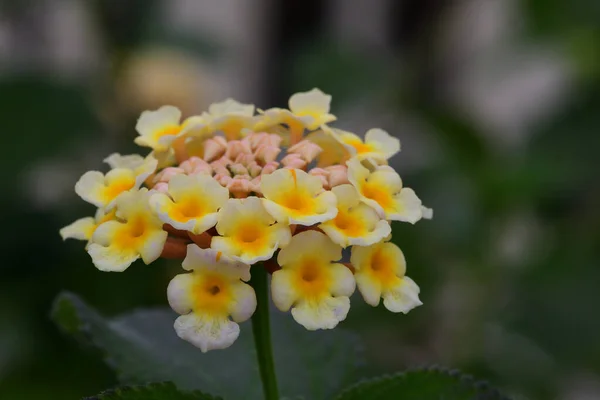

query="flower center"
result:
[153,125,181,141]
[239,224,261,243]
[369,249,398,287]
[294,259,331,299]
[128,216,146,238]
[345,138,373,154]
[113,216,147,250]
[208,285,221,295]
[361,182,393,210]
[103,178,135,202]
[280,190,313,213]
[193,274,231,315]
[333,210,364,236]
[172,197,205,222]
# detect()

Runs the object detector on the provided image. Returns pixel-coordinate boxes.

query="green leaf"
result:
[52,292,363,400]
[84,382,220,400]
[334,367,509,400]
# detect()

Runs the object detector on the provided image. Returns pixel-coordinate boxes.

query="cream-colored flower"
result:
[168,245,256,352]
[330,127,400,162]
[260,168,337,225]
[207,99,256,140]
[271,230,355,330]
[253,108,311,145]
[351,241,421,313]
[60,208,117,244]
[87,188,167,272]
[149,174,229,234]
[288,88,336,130]
[319,184,391,247]
[75,156,157,208]
[211,197,291,264]
[305,128,351,167]
[134,105,205,152]
[347,158,423,223]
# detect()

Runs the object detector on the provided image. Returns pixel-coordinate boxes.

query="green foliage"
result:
[334,368,509,400]
[52,291,364,400]
[84,382,220,400]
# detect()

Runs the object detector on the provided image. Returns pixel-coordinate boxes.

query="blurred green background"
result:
[1,0,599,399]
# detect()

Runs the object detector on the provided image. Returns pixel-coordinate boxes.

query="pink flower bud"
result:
[203,136,228,162]
[247,132,282,149]
[234,153,256,166]
[325,165,349,187]
[225,140,252,160]
[180,157,212,175]
[254,144,281,163]
[281,153,307,169]
[153,167,184,184]
[227,176,254,197]
[210,157,230,169]
[261,161,279,175]
[247,161,263,177]
[152,182,170,193]
[214,173,232,186]
[288,139,322,162]
[250,176,262,193]
[308,167,330,189]
[229,163,249,176]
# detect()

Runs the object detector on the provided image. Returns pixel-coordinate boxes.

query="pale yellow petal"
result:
[271,269,300,311]
[173,313,239,353]
[75,171,107,207]
[60,217,96,241]
[354,272,383,307]
[277,230,342,267]
[182,245,251,282]
[138,229,168,264]
[382,276,422,313]
[364,128,400,159]
[228,282,257,322]
[167,273,196,314]
[291,296,350,330]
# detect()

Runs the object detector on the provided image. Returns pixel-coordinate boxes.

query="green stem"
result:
[249,265,279,400]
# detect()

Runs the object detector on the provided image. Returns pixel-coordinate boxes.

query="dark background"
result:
[1,1,599,399]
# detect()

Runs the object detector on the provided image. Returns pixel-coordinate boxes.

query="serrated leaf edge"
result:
[82,381,222,400]
[333,365,512,400]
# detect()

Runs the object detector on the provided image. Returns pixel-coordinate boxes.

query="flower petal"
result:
[382,276,422,313]
[173,313,240,353]
[291,296,350,330]
[261,168,338,226]
[271,269,300,311]
[60,217,96,241]
[277,230,341,266]
[167,273,196,314]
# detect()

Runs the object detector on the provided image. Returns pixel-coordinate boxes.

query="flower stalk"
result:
[249,265,279,400]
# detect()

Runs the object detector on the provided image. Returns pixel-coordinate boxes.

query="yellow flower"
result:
[207,99,256,140]
[75,155,157,208]
[87,188,167,272]
[328,126,400,163]
[211,197,291,264]
[168,245,256,352]
[319,184,391,247]
[347,158,423,223]
[271,230,355,330]
[351,241,421,313]
[305,128,351,167]
[60,208,117,244]
[134,105,204,152]
[260,168,337,225]
[288,88,336,130]
[253,108,311,145]
[150,174,228,234]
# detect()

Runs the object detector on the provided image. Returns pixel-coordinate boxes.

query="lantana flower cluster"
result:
[61,89,432,352]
